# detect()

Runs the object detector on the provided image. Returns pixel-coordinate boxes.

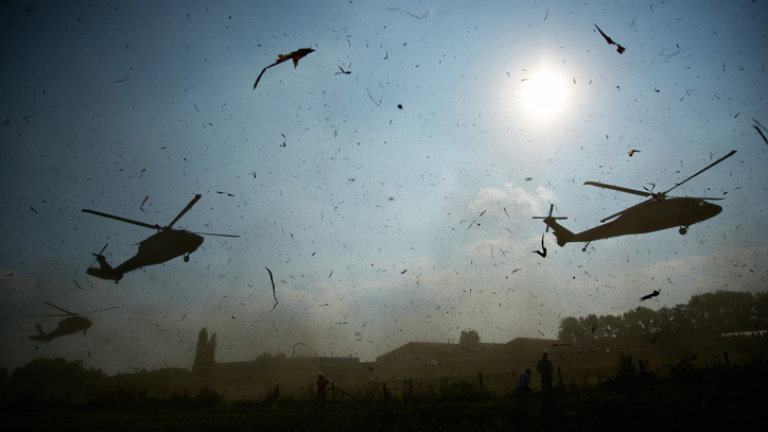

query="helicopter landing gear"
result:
[184,254,190,262]
[679,226,688,235]
[582,241,591,252]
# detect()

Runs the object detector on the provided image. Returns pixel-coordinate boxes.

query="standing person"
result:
[516,368,532,394]
[536,352,554,393]
[316,373,331,410]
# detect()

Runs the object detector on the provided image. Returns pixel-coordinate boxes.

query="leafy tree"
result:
[557,290,767,343]
[10,358,106,397]
[459,329,480,346]
[558,316,589,342]
[193,328,217,376]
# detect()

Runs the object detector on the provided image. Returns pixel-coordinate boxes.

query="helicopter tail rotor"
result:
[89,243,109,268]
[532,204,567,233]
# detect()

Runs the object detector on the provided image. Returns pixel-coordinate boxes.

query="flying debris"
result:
[253,48,315,89]
[387,7,428,19]
[532,234,547,258]
[83,194,240,282]
[627,149,640,157]
[292,342,305,356]
[755,126,768,146]
[336,66,351,75]
[266,267,278,312]
[594,24,626,54]
[140,195,149,212]
[641,289,661,301]
[754,119,768,145]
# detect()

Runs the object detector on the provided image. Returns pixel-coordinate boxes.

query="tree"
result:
[193,328,217,376]
[459,329,480,347]
[558,316,589,342]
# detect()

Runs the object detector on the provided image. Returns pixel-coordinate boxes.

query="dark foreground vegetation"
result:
[4,353,766,432]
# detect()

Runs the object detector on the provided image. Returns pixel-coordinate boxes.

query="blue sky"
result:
[1,0,767,374]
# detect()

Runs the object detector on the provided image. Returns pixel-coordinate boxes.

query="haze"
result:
[1,0,766,376]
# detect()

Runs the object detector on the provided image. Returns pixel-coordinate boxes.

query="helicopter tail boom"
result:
[87,254,123,281]
[533,205,573,246]
[543,219,576,246]
[28,323,49,341]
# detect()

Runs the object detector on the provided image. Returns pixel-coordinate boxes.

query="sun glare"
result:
[521,72,566,115]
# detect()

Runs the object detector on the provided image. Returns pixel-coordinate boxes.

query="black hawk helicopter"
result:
[29,302,118,342]
[83,194,239,282]
[534,150,736,250]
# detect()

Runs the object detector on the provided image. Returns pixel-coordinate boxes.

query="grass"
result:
[5,355,766,432]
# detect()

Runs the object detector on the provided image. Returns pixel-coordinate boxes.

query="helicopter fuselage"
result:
[87,229,204,280]
[29,316,93,342]
[544,197,722,246]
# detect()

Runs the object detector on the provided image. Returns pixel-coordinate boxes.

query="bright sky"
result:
[2,0,767,375]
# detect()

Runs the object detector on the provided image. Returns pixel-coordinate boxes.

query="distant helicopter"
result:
[29,302,118,342]
[534,150,736,251]
[83,194,239,282]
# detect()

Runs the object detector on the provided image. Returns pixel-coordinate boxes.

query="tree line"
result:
[557,290,768,343]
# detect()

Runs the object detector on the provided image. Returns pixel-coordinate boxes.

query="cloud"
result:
[469,184,556,218]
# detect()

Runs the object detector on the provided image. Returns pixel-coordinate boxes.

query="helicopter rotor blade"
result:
[168,194,202,229]
[193,231,241,238]
[79,306,119,315]
[583,182,652,198]
[662,150,736,195]
[44,302,75,315]
[599,209,628,223]
[82,209,158,230]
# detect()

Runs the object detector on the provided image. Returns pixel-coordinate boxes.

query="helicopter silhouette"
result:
[534,150,736,251]
[29,302,118,342]
[83,194,239,282]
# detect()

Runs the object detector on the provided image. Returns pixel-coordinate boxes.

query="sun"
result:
[521,72,566,115]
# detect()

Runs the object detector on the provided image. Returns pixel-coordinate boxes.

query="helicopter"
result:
[83,194,239,282]
[29,302,118,342]
[534,150,736,251]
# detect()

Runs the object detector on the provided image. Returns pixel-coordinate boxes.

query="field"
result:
[7,354,766,432]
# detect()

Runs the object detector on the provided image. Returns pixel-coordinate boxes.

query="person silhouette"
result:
[536,352,554,393]
[516,368,532,393]
[316,373,331,410]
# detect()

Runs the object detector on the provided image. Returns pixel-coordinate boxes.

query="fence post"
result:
[409,378,413,397]
[557,366,564,389]
[478,372,484,396]
[724,352,730,367]
[331,382,335,400]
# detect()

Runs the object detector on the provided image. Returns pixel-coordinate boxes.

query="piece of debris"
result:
[628,149,640,157]
[253,48,315,89]
[594,24,626,54]
[641,289,660,301]
[533,234,547,258]
[335,66,351,75]
[266,267,278,312]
